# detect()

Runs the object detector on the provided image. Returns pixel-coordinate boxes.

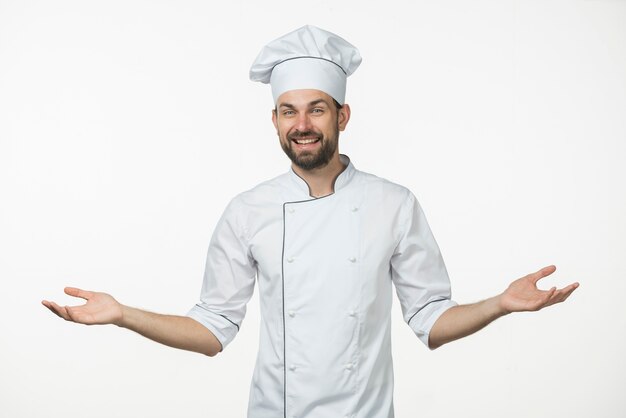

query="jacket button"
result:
[288,207,295,214]
[289,365,297,372]
[348,310,356,317]
[344,363,353,371]
[351,207,359,212]
[287,257,294,263]
[288,310,296,317]
[348,257,356,263]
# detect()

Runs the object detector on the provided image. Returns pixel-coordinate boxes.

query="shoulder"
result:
[214,173,288,239]
[353,167,414,203]
[227,171,289,208]
[220,172,289,228]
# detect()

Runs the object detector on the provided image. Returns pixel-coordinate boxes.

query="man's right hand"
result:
[42,287,123,326]
[42,287,222,356]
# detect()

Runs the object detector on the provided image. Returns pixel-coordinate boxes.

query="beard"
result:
[280,126,339,171]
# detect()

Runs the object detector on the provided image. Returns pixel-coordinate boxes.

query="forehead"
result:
[276,89,334,108]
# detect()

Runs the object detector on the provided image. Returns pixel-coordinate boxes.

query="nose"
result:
[294,112,313,132]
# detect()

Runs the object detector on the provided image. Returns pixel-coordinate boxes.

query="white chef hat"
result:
[249,25,362,105]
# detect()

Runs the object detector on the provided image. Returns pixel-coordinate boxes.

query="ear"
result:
[271,108,279,134]
[338,104,351,132]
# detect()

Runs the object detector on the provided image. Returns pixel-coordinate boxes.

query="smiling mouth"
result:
[292,137,320,145]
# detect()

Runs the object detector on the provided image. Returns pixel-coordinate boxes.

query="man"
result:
[42,25,579,418]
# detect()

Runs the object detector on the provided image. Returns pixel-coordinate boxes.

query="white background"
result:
[1,0,625,417]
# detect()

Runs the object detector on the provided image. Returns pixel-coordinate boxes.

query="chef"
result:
[43,25,579,418]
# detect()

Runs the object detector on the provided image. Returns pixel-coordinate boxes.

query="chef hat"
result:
[249,25,362,105]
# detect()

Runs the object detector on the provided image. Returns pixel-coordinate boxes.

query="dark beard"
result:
[281,129,338,171]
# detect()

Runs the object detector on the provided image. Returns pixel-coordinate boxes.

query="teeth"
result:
[295,138,318,144]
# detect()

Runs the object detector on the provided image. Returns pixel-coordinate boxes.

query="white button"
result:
[348,257,356,263]
[289,365,297,371]
[351,207,359,212]
[345,363,353,371]
[288,310,296,317]
[287,257,294,263]
[348,310,356,317]
[288,207,295,213]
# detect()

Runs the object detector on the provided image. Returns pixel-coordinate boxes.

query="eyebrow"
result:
[308,99,330,107]
[278,99,331,110]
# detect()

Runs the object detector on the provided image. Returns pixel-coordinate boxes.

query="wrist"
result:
[115,304,131,328]
[492,294,511,317]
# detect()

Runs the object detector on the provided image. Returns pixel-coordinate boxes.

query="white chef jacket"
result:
[187,154,457,418]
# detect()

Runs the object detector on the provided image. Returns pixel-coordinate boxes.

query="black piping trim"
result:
[280,160,350,417]
[407,298,449,325]
[280,192,337,418]
[291,161,347,198]
[194,303,240,331]
[273,56,347,75]
[281,204,287,418]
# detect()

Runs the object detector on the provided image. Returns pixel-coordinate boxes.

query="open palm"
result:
[42,287,123,326]
[500,265,579,314]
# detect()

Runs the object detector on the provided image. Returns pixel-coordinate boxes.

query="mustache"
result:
[288,130,322,141]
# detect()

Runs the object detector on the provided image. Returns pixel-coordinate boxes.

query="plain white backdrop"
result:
[1,0,625,417]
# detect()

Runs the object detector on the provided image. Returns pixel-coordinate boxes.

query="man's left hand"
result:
[498,265,579,314]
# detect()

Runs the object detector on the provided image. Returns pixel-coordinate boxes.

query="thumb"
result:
[64,287,94,300]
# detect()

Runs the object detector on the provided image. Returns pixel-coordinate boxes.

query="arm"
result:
[42,287,222,357]
[428,265,579,350]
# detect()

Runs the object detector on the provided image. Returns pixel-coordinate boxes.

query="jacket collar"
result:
[288,154,356,199]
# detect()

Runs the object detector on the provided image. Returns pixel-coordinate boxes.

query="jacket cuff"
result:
[408,299,458,348]
[187,303,240,350]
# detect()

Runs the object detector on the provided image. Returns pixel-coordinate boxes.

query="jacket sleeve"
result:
[187,198,257,351]
[390,191,457,348]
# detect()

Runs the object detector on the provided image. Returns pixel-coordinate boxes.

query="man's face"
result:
[272,89,350,171]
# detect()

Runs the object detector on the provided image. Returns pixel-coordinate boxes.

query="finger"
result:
[541,287,557,307]
[560,282,580,294]
[47,301,73,321]
[551,283,580,304]
[42,300,64,319]
[65,306,78,322]
[64,287,94,300]
[542,283,576,308]
[530,265,557,284]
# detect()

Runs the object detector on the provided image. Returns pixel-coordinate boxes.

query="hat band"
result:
[270,57,347,105]
[273,56,348,75]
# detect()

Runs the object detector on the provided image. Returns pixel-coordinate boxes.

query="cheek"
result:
[277,120,292,134]
[277,127,291,143]
[319,121,335,136]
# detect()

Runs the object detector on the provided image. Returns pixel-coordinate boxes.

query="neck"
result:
[292,153,346,198]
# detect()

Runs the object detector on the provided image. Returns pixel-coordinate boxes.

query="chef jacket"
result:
[187,154,457,418]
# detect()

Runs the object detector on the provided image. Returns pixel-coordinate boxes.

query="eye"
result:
[282,110,296,116]
[311,108,324,114]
